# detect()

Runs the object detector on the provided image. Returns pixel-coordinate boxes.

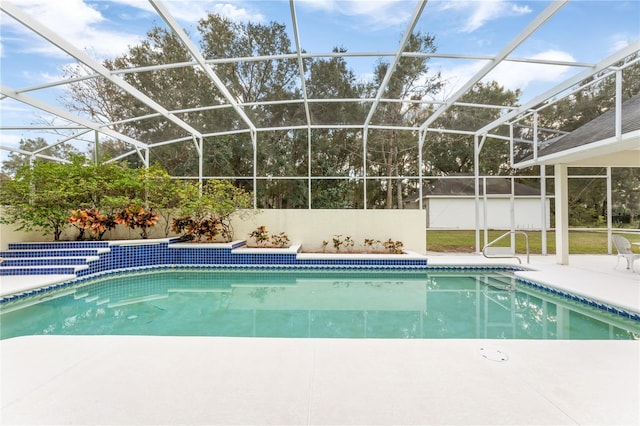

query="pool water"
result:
[1,269,638,340]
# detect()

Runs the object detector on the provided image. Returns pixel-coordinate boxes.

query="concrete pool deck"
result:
[1,254,639,425]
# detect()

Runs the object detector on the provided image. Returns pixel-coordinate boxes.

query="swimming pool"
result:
[1,268,638,340]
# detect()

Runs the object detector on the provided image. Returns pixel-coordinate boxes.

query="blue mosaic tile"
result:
[0,249,107,258]
[0,266,79,275]
[515,277,640,322]
[0,257,94,266]
[8,241,109,250]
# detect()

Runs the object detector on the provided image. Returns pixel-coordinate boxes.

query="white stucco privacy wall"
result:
[231,209,427,253]
[0,210,175,250]
[0,209,427,253]
[0,222,47,251]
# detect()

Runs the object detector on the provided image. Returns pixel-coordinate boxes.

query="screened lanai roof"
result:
[1,0,639,167]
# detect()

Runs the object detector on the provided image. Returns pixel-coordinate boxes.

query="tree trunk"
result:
[396,179,403,209]
[386,162,393,208]
[386,133,399,209]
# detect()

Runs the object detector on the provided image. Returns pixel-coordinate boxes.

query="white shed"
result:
[405,178,551,230]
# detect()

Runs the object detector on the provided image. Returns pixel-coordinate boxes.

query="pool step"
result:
[0,256,100,267]
[0,264,90,276]
[0,248,110,258]
[484,273,517,291]
[0,242,109,277]
[7,241,110,250]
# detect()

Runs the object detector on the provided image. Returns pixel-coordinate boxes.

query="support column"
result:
[607,166,612,254]
[307,128,312,209]
[363,131,368,210]
[418,130,424,210]
[198,137,203,191]
[94,130,99,165]
[474,135,480,253]
[540,165,547,255]
[252,131,257,209]
[554,164,569,265]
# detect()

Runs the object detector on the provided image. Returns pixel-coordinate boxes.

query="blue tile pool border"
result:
[514,277,640,322]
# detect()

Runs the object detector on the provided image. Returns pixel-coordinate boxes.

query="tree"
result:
[365,32,442,208]
[0,157,89,240]
[63,28,210,174]
[199,15,301,109]
[425,81,521,176]
[172,179,252,242]
[612,167,640,226]
[306,49,365,208]
[141,164,194,236]
[64,15,307,196]
[0,155,187,240]
[199,14,308,207]
[1,138,80,176]
[62,63,145,168]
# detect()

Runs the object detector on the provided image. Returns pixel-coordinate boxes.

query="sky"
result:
[1,0,639,159]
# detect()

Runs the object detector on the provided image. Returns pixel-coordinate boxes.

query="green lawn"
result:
[426,229,640,254]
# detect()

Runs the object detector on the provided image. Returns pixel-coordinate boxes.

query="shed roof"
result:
[406,178,543,203]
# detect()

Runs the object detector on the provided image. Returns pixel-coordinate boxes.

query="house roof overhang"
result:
[514,91,640,169]
[515,130,640,168]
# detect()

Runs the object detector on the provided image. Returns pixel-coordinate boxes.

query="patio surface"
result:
[1,254,639,425]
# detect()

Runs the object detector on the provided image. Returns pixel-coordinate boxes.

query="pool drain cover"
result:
[479,347,508,362]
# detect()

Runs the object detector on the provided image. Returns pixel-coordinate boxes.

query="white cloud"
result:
[298,0,414,27]
[486,50,575,91]
[4,0,142,58]
[608,34,632,54]
[435,49,575,100]
[14,0,105,31]
[108,0,264,23]
[0,134,25,163]
[436,0,532,33]
[3,0,265,60]
[434,59,485,100]
[0,99,35,115]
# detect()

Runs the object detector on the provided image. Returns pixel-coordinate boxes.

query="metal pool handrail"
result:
[482,231,530,264]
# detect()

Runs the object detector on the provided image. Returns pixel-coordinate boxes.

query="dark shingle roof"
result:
[422,178,542,196]
[535,92,640,157]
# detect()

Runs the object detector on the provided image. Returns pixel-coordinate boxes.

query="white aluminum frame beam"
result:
[32,129,93,155]
[106,51,593,75]
[0,144,72,164]
[289,0,314,208]
[419,0,568,132]
[0,1,202,140]
[363,0,428,131]
[0,73,98,98]
[289,0,312,129]
[149,0,257,135]
[1,84,148,151]
[153,51,591,70]
[1,126,86,130]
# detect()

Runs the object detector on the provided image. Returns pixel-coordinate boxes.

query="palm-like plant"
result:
[115,205,159,239]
